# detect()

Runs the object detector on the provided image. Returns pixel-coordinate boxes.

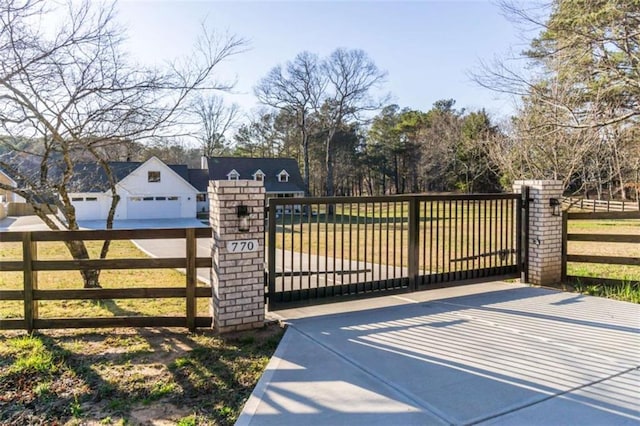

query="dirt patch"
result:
[0,324,284,425]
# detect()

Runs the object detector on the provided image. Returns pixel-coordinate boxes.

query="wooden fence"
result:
[0,227,212,332]
[562,211,640,285]
[563,197,639,212]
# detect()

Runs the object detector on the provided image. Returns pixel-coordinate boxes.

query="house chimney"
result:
[201,156,208,170]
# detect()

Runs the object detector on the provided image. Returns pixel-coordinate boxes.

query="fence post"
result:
[408,197,420,291]
[209,180,265,333]
[22,232,38,333]
[185,228,196,332]
[513,180,563,286]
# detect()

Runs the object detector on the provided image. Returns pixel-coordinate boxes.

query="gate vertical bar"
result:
[520,185,530,283]
[267,201,277,308]
[408,196,420,292]
[561,210,568,282]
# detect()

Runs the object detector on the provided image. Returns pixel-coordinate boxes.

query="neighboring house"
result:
[69,157,198,221]
[0,167,24,203]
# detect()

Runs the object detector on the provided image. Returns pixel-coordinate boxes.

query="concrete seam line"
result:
[466,366,640,426]
[288,323,454,425]
[235,327,294,426]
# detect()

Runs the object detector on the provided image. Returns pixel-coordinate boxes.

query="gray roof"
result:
[188,168,210,192]
[205,157,305,193]
[70,161,190,192]
[0,157,58,204]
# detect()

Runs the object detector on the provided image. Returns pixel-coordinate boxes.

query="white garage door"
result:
[127,196,182,219]
[72,197,104,220]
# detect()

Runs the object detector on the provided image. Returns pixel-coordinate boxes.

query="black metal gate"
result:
[266,192,528,309]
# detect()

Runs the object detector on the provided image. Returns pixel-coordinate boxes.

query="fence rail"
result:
[563,197,639,212]
[561,211,640,284]
[0,227,212,332]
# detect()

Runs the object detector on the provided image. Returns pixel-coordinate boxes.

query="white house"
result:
[69,157,198,221]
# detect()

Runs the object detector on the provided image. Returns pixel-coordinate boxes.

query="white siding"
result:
[70,193,110,220]
[115,157,197,219]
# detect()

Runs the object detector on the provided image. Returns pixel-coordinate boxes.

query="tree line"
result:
[1,0,638,287]
[190,0,640,200]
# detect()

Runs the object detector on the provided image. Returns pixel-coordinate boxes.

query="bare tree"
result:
[255,51,324,195]
[0,0,246,287]
[471,0,639,193]
[191,94,239,156]
[320,48,387,197]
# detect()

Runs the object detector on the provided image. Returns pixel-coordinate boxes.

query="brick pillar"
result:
[209,180,265,332]
[513,180,563,286]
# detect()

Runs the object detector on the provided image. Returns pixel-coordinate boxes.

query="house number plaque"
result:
[227,239,259,253]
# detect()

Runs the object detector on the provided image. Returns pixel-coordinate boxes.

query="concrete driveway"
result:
[238,282,640,425]
[77,218,207,230]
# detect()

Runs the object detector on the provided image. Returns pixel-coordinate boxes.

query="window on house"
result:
[253,170,265,181]
[72,197,83,202]
[278,170,289,182]
[155,196,166,201]
[227,169,240,180]
[85,197,98,201]
[168,196,179,201]
[148,171,161,182]
[143,196,154,201]
[196,193,207,202]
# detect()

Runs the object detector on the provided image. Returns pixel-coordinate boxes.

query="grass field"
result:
[0,325,283,425]
[0,240,211,320]
[273,200,519,274]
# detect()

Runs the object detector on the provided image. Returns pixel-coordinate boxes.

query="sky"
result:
[115,0,537,124]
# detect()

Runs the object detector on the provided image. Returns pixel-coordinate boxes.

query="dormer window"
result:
[253,169,265,182]
[227,169,240,181]
[278,170,289,183]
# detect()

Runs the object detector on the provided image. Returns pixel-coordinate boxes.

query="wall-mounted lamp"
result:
[549,198,561,217]
[237,204,250,232]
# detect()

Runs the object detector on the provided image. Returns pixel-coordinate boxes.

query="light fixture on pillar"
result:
[549,198,561,217]
[237,204,250,232]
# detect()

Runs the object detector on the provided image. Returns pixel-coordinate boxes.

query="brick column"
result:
[209,180,265,332]
[513,180,563,286]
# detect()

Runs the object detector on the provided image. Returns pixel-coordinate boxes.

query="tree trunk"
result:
[302,128,311,196]
[325,130,336,215]
[65,240,102,288]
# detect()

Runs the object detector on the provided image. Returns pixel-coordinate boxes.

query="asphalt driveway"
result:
[238,282,640,425]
